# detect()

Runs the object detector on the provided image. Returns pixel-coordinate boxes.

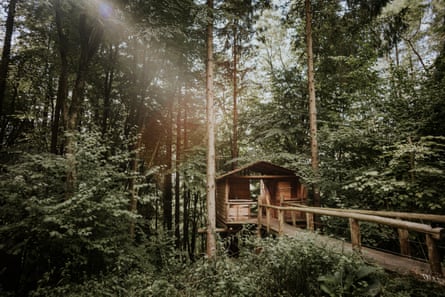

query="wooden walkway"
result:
[262,218,444,280]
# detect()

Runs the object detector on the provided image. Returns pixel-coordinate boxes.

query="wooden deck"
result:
[262,218,444,280]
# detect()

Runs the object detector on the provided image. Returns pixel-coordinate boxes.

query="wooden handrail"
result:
[284,203,445,223]
[258,203,444,276]
[260,203,444,240]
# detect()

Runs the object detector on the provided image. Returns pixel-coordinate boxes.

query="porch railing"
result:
[258,203,444,276]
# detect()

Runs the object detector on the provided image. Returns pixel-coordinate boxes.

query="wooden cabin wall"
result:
[266,178,308,221]
[277,180,292,201]
[228,178,250,200]
[263,180,277,203]
[216,180,227,225]
[297,183,308,200]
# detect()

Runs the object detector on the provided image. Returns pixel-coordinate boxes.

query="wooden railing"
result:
[258,203,445,276]
[227,200,256,222]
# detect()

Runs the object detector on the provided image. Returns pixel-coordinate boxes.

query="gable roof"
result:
[216,161,297,180]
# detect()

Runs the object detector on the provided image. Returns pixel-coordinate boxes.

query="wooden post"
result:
[257,204,262,237]
[278,209,284,235]
[306,212,314,231]
[225,179,230,222]
[398,228,411,257]
[349,218,361,252]
[266,206,271,233]
[425,234,443,276]
[291,210,296,227]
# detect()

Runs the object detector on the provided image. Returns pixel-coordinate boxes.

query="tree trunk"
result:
[102,44,116,135]
[231,24,239,170]
[0,0,18,144]
[183,188,190,252]
[65,11,103,198]
[42,36,54,136]
[182,97,190,252]
[0,0,17,113]
[51,0,69,154]
[163,104,173,232]
[175,95,182,248]
[206,0,217,258]
[129,128,143,238]
[190,191,200,261]
[305,0,320,208]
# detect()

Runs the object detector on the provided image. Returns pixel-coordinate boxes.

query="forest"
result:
[0,0,444,296]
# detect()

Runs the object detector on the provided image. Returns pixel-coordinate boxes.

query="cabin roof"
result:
[216,161,297,180]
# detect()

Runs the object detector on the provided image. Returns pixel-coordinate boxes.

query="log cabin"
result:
[216,161,307,228]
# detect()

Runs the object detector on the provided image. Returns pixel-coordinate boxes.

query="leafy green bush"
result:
[318,261,382,296]
[14,233,445,297]
[0,133,139,295]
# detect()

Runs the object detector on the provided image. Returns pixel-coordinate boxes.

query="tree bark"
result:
[0,0,17,113]
[128,132,142,238]
[175,94,182,248]
[0,0,18,144]
[65,11,103,198]
[305,0,320,208]
[231,24,239,170]
[51,0,69,154]
[182,97,190,252]
[163,103,173,232]
[206,0,217,258]
[190,191,200,261]
[102,44,117,135]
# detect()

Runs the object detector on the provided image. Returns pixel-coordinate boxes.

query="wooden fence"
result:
[258,203,444,276]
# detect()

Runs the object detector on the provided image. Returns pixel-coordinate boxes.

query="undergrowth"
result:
[19,235,445,297]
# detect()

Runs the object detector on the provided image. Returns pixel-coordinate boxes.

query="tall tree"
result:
[206,0,216,258]
[215,0,264,169]
[65,8,104,198]
[0,0,18,143]
[232,22,239,169]
[305,0,320,207]
[51,0,69,154]
[163,100,173,231]
[175,93,182,247]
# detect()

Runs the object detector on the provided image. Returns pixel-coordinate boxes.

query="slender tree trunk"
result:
[305,0,320,208]
[206,0,217,258]
[65,11,103,198]
[163,104,173,231]
[182,97,189,252]
[102,44,116,135]
[43,36,54,136]
[183,188,190,251]
[403,38,427,72]
[51,0,69,154]
[0,0,18,144]
[155,185,159,230]
[129,127,143,238]
[190,191,200,261]
[175,95,182,248]
[0,0,17,116]
[232,24,239,169]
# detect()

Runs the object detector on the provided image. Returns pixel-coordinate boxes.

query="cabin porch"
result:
[216,161,307,227]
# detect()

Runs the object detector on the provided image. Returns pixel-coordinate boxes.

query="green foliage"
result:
[318,261,383,297]
[251,236,335,297]
[20,234,445,297]
[381,274,445,297]
[0,132,140,294]
[345,136,445,213]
